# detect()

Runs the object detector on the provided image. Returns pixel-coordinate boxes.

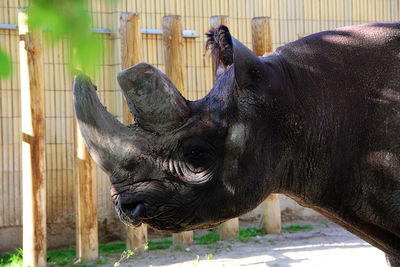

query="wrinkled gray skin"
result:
[73,23,400,264]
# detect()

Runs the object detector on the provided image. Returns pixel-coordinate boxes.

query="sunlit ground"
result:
[118,222,387,267]
[157,242,385,267]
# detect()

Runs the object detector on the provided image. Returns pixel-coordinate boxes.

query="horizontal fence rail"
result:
[0,24,199,38]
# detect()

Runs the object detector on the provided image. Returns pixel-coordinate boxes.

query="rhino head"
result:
[73,26,285,232]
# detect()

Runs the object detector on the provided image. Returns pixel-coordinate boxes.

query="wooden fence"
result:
[1,0,399,253]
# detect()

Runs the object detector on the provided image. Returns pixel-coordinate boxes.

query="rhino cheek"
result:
[229,123,246,152]
[221,123,247,194]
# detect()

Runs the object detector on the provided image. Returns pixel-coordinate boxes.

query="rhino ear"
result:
[232,37,269,92]
[207,26,269,93]
[206,25,233,81]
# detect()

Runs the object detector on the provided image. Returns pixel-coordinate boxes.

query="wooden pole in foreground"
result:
[74,120,99,262]
[210,16,239,240]
[119,12,148,253]
[19,9,47,267]
[73,20,99,262]
[163,15,193,245]
[251,17,281,234]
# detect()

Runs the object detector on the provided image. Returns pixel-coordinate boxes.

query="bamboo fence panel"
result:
[0,0,399,232]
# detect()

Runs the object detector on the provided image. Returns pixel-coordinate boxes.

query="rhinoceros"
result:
[73,23,400,265]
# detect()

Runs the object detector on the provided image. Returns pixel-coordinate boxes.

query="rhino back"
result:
[275,22,400,186]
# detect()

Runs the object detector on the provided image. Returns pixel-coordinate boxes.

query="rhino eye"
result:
[190,148,203,158]
[182,139,215,173]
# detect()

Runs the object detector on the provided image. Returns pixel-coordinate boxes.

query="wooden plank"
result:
[261,194,282,234]
[3,0,9,24]
[185,42,192,99]
[353,0,360,23]
[335,0,343,22]
[3,172,9,226]
[119,12,148,253]
[321,0,328,21]
[360,0,367,22]
[344,0,352,24]
[74,117,99,262]
[19,10,47,267]
[328,0,336,29]
[296,0,305,35]
[251,17,272,55]
[51,144,56,217]
[162,15,187,96]
[177,0,184,15]
[304,0,312,20]
[119,12,141,124]
[376,0,383,21]
[0,158,3,226]
[391,0,398,21]
[251,16,281,234]
[162,15,193,244]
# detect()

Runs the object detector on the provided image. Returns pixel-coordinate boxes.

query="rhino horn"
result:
[73,74,140,175]
[117,63,190,133]
[232,37,268,91]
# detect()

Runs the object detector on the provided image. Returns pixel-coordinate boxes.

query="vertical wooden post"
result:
[19,9,47,267]
[162,15,193,245]
[251,17,281,234]
[74,120,99,262]
[73,19,99,261]
[251,17,272,56]
[120,12,141,124]
[119,12,148,253]
[210,16,239,240]
[162,15,187,98]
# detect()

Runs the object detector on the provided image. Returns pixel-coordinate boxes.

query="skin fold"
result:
[73,23,400,264]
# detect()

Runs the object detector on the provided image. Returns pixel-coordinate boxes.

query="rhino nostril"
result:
[131,203,144,218]
[118,198,145,220]
[121,203,145,220]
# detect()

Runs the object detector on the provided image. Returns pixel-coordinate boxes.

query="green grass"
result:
[47,247,76,265]
[95,256,107,264]
[0,248,23,267]
[147,238,173,250]
[0,243,126,267]
[173,244,184,251]
[238,227,262,242]
[194,230,219,245]
[282,224,313,233]
[99,242,126,255]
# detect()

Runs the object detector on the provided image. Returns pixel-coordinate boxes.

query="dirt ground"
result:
[103,221,387,267]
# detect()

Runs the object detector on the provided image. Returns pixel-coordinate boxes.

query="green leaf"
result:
[0,47,12,78]
[71,37,103,75]
[27,0,112,76]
